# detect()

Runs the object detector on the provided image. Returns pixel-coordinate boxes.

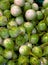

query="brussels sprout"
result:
[36,11,43,20]
[11,5,22,17]
[19,26,25,34]
[26,0,34,4]
[37,21,47,31]
[19,45,31,55]
[18,55,29,65]
[15,16,24,25]
[42,33,48,43]
[25,9,36,20]
[30,34,39,44]
[32,46,42,57]
[9,27,20,38]
[15,34,28,46]
[43,46,48,56]
[0,0,10,10]
[26,42,32,49]
[43,0,48,8]
[0,16,7,26]
[14,0,25,7]
[4,50,13,59]
[7,19,17,29]
[32,3,39,11]
[40,57,47,65]
[24,22,34,33]
[7,60,15,65]
[0,27,9,39]
[4,10,11,20]
[30,57,40,65]
[3,38,14,50]
[41,9,45,14]
[24,2,31,11]
[0,55,5,64]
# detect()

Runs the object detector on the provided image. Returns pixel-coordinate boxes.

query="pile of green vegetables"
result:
[0,0,48,65]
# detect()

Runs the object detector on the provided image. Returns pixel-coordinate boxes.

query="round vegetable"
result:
[42,33,48,43]
[15,16,24,25]
[30,57,40,65]
[37,21,47,31]
[0,55,4,64]
[11,5,22,17]
[9,27,20,38]
[19,45,30,55]
[7,60,15,65]
[32,3,39,11]
[0,0,10,10]
[0,16,7,26]
[36,11,43,20]
[15,34,28,46]
[24,2,31,11]
[32,46,42,57]
[25,9,36,20]
[30,34,39,44]
[14,0,25,7]
[0,27,9,39]
[4,50,13,59]
[18,56,29,65]
[3,38,14,50]
[24,22,34,33]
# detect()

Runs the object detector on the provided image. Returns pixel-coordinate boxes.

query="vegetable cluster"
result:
[0,0,48,65]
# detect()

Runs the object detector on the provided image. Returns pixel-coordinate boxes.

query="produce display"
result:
[0,0,48,65]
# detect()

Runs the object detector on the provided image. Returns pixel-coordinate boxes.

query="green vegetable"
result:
[30,34,39,44]
[32,46,42,57]
[0,16,7,26]
[0,0,10,10]
[4,50,13,59]
[14,0,25,7]
[42,33,48,43]
[32,3,39,11]
[24,2,31,11]
[15,34,28,46]
[37,21,47,31]
[15,16,24,25]
[30,57,40,65]
[19,45,31,55]
[24,22,34,33]
[43,46,48,56]
[36,11,43,20]
[0,27,9,39]
[7,19,17,29]
[26,0,34,4]
[25,9,36,20]
[9,27,20,38]
[43,0,48,8]
[7,60,15,65]
[18,55,29,65]
[4,10,11,20]
[3,38,14,50]
[11,5,22,17]
[0,55,5,64]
